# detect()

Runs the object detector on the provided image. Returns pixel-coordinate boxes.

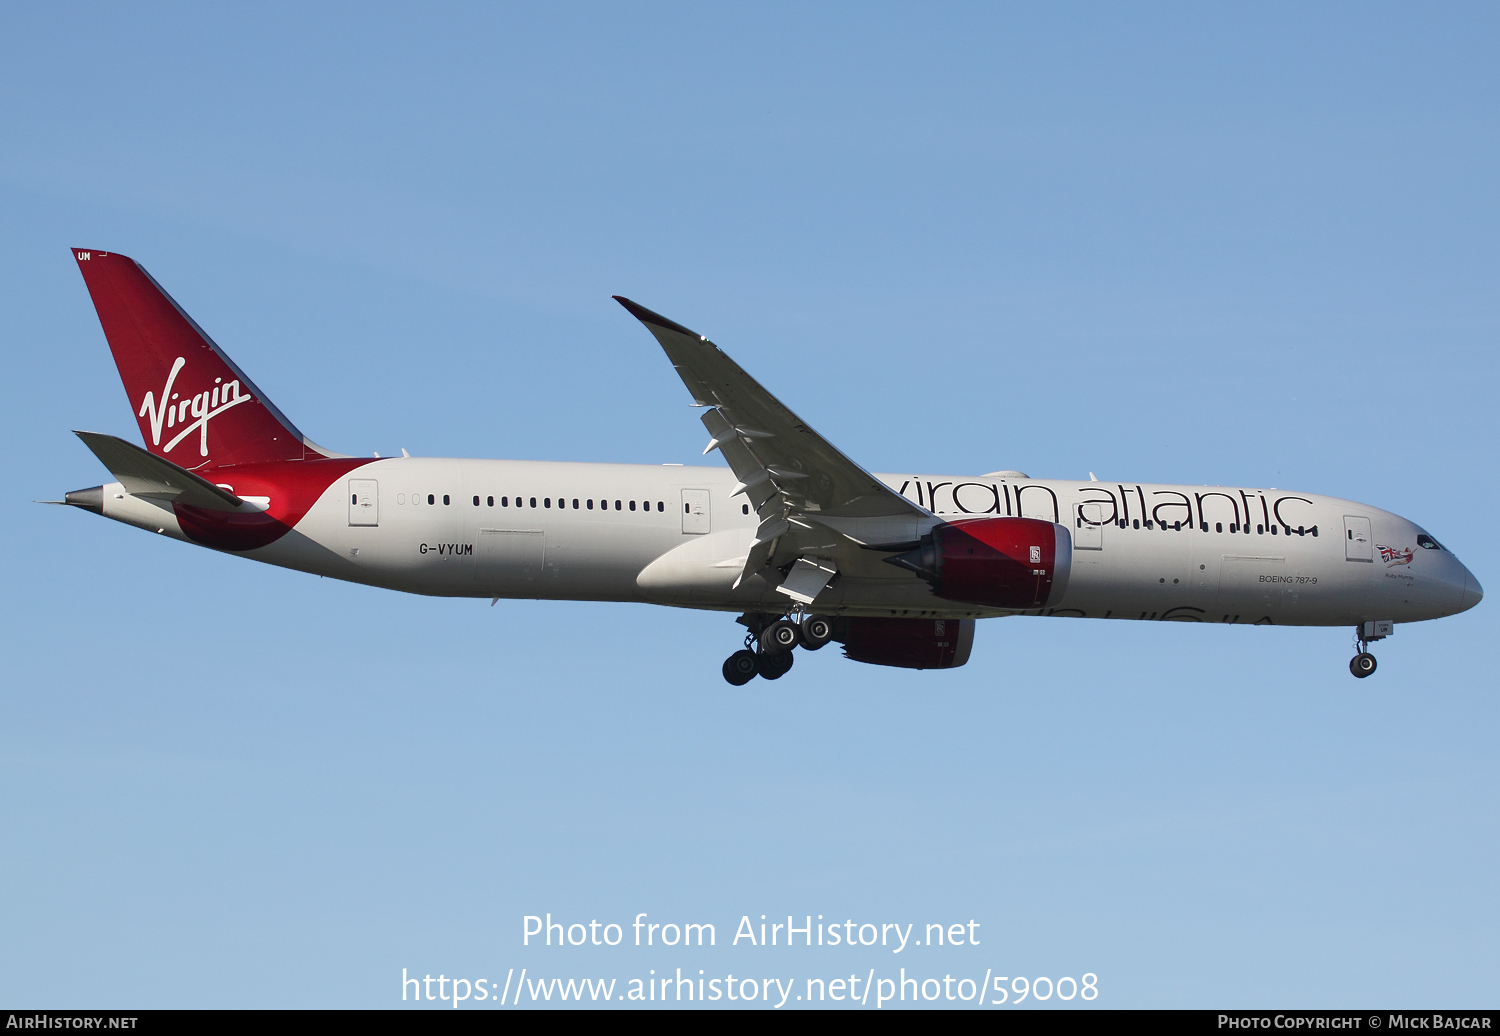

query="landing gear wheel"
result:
[1350,652,1377,678]
[723,649,759,686]
[757,650,795,680]
[800,615,834,651]
[761,619,801,654]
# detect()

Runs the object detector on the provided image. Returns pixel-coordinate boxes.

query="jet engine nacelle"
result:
[837,617,976,669]
[887,517,1071,609]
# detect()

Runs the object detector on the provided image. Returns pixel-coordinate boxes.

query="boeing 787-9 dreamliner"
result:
[54,249,1482,683]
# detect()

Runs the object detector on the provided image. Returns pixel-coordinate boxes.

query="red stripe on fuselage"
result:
[172,457,376,551]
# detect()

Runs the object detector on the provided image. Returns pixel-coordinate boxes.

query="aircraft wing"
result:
[614,297,936,595]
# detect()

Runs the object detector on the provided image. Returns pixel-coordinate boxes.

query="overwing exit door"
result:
[681,489,711,534]
[349,479,378,526]
[1075,502,1104,550]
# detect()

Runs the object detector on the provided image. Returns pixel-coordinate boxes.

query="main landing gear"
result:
[721,612,835,685]
[1349,621,1392,679]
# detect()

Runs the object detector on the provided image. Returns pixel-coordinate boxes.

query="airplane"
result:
[53,248,1482,684]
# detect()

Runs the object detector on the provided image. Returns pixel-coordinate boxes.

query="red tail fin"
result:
[71,248,331,469]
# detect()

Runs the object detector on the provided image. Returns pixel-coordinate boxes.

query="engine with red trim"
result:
[835,617,976,669]
[886,516,1071,609]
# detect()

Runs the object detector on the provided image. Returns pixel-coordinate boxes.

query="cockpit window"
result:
[1416,533,1443,550]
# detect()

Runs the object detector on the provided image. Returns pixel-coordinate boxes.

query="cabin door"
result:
[348,479,378,526]
[1075,501,1104,550]
[1343,516,1373,562]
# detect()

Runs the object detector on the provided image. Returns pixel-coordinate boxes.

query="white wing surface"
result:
[614,297,936,593]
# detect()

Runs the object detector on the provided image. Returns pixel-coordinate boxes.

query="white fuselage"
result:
[93,458,1478,628]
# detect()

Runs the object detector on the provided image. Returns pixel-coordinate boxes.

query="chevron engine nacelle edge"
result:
[886,517,1072,611]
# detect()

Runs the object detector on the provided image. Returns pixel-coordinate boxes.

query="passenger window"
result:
[428,494,435,505]
[629,500,636,511]
[1216,522,1222,533]
[1271,526,1278,535]
[1257,524,1264,534]
[351,494,357,505]
[1417,533,1442,550]
[530,497,537,508]
[502,497,508,507]
[443,495,450,506]
[573,499,579,509]
[615,500,621,510]
[1133,519,1139,529]
[657,501,663,512]
[742,504,749,515]
[487,496,494,507]
[473,496,480,506]
[587,499,594,510]
[545,498,551,508]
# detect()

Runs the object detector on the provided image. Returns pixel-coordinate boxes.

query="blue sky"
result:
[1,2,1495,1008]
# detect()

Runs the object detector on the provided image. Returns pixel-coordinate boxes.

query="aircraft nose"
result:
[1460,569,1484,613]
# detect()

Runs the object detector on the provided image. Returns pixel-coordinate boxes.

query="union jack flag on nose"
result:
[1378,544,1414,567]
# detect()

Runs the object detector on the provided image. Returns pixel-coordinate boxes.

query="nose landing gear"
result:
[1348,621,1392,679]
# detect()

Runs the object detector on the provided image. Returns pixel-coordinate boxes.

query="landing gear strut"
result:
[720,611,836,684]
[1349,621,1391,679]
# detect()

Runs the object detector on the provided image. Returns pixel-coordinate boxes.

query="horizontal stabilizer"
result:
[73,431,248,512]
